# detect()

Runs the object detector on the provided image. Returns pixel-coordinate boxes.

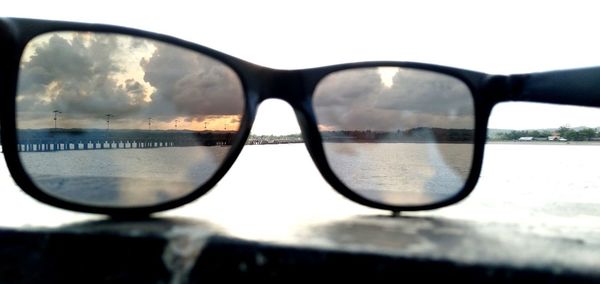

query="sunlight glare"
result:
[378,67,397,88]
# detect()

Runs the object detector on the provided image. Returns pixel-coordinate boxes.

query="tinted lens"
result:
[16,32,244,207]
[313,67,475,206]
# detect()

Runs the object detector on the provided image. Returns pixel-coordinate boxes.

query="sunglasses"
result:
[1,18,599,217]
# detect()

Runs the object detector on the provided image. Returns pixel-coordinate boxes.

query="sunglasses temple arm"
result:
[507,66,600,107]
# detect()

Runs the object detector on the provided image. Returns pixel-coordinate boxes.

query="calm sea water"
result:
[19,146,231,206]
[5,143,600,235]
[469,143,600,219]
[324,143,472,206]
[19,143,473,208]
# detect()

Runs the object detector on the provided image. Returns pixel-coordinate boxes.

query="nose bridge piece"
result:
[258,70,305,106]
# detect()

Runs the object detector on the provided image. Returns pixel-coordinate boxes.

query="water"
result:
[324,143,472,206]
[3,143,600,238]
[19,146,231,207]
[18,142,473,208]
[425,143,600,237]
[474,143,600,215]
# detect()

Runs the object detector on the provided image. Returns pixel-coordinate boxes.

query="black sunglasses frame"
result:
[2,18,600,217]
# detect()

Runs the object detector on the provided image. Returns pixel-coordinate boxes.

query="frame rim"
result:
[0,17,497,216]
[0,17,261,217]
[295,62,492,212]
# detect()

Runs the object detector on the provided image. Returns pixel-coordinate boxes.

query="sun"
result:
[378,67,397,88]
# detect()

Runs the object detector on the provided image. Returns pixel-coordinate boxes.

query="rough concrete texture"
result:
[0,215,597,283]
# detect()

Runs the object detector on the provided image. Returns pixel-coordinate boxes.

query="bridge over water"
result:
[17,129,236,152]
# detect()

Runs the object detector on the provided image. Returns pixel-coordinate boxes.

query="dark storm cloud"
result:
[17,33,147,120]
[313,67,474,131]
[141,42,244,122]
[18,35,93,96]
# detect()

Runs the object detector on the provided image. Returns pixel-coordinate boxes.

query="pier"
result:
[16,129,235,152]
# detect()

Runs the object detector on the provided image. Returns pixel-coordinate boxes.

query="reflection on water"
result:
[19,146,230,207]
[3,143,600,239]
[324,142,473,206]
[21,141,473,208]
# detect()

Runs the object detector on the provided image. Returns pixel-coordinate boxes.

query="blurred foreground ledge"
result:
[0,215,597,283]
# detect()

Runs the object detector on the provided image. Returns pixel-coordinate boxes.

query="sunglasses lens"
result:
[313,67,475,206]
[16,32,245,207]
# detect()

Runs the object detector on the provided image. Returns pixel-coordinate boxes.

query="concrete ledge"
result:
[194,237,594,282]
[0,216,597,283]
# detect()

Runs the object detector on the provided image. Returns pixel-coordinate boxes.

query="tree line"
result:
[493,126,599,141]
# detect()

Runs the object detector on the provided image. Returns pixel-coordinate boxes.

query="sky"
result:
[313,67,474,131]
[4,0,600,133]
[17,32,244,131]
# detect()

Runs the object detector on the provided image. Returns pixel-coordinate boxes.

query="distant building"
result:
[548,135,567,141]
[518,137,534,141]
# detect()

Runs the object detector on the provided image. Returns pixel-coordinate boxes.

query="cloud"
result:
[312,68,382,107]
[16,32,244,130]
[312,69,384,130]
[21,35,94,87]
[377,69,474,116]
[17,33,150,126]
[313,67,475,131]
[141,42,244,122]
